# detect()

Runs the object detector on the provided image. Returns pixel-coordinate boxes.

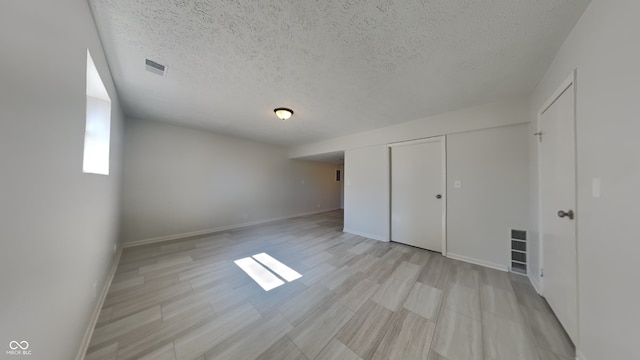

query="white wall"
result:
[306,99,530,269]
[447,124,529,269]
[343,146,390,241]
[290,96,529,158]
[531,0,640,359]
[0,2,123,360]
[121,119,341,244]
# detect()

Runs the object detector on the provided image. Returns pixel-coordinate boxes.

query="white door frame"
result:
[388,136,447,255]
[536,69,578,296]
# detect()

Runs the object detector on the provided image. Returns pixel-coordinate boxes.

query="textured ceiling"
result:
[89,0,591,146]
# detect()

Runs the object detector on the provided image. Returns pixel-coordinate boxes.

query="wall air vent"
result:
[510,229,527,275]
[145,59,166,76]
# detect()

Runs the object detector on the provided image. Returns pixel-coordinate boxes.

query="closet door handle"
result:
[557,210,574,220]
[435,194,442,199]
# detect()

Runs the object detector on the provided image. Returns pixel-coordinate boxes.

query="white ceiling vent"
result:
[145,59,166,76]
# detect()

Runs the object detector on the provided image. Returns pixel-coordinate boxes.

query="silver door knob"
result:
[557,210,574,220]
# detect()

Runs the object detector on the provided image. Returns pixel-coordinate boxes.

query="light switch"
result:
[346,181,351,186]
[592,178,601,198]
[454,180,462,189]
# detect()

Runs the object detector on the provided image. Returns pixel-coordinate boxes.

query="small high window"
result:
[83,50,111,175]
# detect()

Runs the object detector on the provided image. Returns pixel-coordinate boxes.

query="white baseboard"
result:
[123,208,340,248]
[75,247,122,360]
[446,252,508,271]
[528,273,543,295]
[342,228,389,242]
[576,349,587,360]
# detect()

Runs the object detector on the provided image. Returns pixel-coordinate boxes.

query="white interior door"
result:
[391,137,445,252]
[539,78,578,342]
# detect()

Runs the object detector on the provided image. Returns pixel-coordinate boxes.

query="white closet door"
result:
[391,137,445,252]
[539,80,578,342]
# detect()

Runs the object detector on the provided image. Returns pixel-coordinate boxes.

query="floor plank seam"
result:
[83,210,573,360]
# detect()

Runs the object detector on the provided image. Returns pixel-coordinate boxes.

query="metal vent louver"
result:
[145,59,166,76]
[510,229,527,275]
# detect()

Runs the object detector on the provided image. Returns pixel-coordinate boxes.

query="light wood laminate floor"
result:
[86,210,574,360]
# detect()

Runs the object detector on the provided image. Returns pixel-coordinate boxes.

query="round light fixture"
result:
[274,107,294,121]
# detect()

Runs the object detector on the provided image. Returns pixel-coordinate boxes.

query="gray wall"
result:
[526,120,541,291]
[0,1,123,359]
[343,146,390,241]
[447,124,529,268]
[340,165,345,209]
[531,0,640,358]
[121,119,341,244]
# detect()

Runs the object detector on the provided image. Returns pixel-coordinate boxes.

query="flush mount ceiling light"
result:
[274,107,294,121]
